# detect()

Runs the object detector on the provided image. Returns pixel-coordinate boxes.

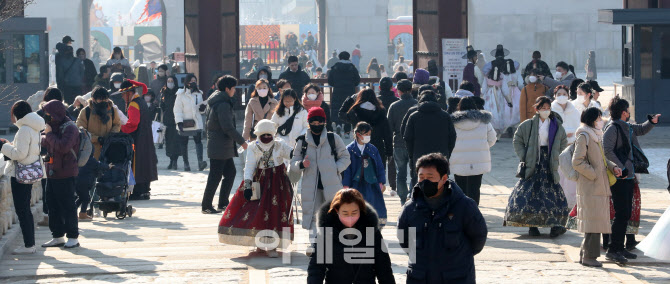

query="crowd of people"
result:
[7,38,670,283]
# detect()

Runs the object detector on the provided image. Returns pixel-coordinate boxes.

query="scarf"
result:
[302,93,324,110]
[93,101,111,124]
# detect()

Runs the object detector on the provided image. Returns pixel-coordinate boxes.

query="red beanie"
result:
[307,107,327,121]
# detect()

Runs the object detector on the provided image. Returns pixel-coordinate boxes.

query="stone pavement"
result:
[1,127,670,283]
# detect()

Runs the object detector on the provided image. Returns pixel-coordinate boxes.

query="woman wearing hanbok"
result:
[218,119,294,258]
[504,97,569,237]
[481,58,512,137]
[501,59,524,130]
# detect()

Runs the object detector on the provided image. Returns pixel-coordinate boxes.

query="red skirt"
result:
[567,182,641,233]
[218,163,294,248]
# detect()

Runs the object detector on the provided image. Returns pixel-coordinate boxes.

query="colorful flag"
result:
[136,0,162,24]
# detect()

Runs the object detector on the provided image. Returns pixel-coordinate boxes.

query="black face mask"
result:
[310,124,324,134]
[417,179,440,198]
[43,114,52,124]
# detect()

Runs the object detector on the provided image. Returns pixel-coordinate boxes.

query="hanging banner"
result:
[442,38,467,85]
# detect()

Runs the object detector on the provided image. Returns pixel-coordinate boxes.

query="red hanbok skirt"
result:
[218,163,294,248]
[567,182,641,234]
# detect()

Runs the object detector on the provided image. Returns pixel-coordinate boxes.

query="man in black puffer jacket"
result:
[278,56,311,96]
[403,90,457,188]
[328,51,361,135]
[398,153,487,284]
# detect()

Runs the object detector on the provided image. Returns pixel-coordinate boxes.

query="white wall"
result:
[25,0,184,56]
[468,0,623,71]
[325,0,389,74]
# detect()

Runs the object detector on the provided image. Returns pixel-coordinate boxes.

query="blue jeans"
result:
[394,147,410,205]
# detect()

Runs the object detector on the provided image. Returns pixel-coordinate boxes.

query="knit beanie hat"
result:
[307,107,327,122]
[253,119,276,137]
[413,68,430,85]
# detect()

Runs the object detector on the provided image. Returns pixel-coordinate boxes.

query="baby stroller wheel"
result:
[127,205,133,217]
[116,210,126,219]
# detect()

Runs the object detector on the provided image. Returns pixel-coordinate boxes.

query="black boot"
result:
[528,227,541,236]
[625,234,640,251]
[196,142,207,171]
[183,154,191,172]
[167,158,176,170]
[602,234,610,251]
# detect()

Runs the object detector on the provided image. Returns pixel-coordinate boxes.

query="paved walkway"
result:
[2,128,670,283]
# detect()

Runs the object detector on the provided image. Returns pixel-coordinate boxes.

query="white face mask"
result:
[259,74,268,80]
[555,71,563,79]
[167,82,175,89]
[529,76,538,83]
[575,95,586,104]
[257,88,269,97]
[114,83,122,89]
[361,135,371,144]
[595,120,605,130]
[555,95,568,104]
[307,93,318,101]
[539,110,551,119]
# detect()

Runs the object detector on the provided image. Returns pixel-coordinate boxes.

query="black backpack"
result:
[295,132,338,161]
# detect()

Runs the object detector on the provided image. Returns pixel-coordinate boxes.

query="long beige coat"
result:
[243,96,278,140]
[571,125,616,234]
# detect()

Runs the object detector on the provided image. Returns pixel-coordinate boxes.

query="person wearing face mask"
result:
[398,153,487,283]
[307,188,395,283]
[76,87,121,160]
[76,48,97,94]
[540,61,576,98]
[346,88,393,170]
[247,66,277,99]
[217,119,294,258]
[289,107,350,251]
[505,96,569,237]
[602,97,659,263]
[587,80,608,116]
[520,69,549,122]
[522,50,552,83]
[243,79,279,141]
[109,72,125,93]
[481,49,513,137]
[461,45,483,97]
[174,74,207,172]
[149,64,169,97]
[551,85,581,208]
[302,84,333,132]
[160,76,182,169]
[564,107,622,267]
[342,122,388,226]
[569,78,585,101]
[118,79,158,200]
[572,82,601,115]
[270,89,308,149]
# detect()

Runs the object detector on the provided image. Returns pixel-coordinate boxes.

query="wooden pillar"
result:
[221,0,239,79]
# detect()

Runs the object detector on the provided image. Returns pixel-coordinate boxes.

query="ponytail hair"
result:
[568,64,576,76]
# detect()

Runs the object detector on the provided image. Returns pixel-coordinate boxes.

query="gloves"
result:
[178,122,184,132]
[199,104,207,112]
[507,102,513,107]
[244,188,253,201]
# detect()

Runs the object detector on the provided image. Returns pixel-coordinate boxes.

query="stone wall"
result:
[468,0,623,70]
[325,0,390,74]
[0,159,42,237]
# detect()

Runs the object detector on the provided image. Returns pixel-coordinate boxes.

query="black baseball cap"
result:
[62,36,74,44]
[588,80,604,92]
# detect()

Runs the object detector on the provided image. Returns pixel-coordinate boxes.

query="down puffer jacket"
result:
[449,110,497,176]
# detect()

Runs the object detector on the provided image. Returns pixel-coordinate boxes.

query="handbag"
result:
[182,119,196,128]
[612,123,649,174]
[632,144,649,174]
[516,120,533,178]
[601,145,617,186]
[15,141,44,184]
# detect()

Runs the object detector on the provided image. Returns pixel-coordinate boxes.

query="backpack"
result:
[60,121,93,167]
[295,132,339,162]
[559,133,588,181]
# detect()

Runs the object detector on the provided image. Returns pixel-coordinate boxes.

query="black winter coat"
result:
[307,202,395,284]
[127,96,158,184]
[398,181,487,284]
[346,107,393,158]
[338,94,358,125]
[278,65,311,96]
[378,91,398,116]
[205,91,245,160]
[387,94,417,149]
[82,58,97,88]
[328,61,361,107]
[403,101,457,162]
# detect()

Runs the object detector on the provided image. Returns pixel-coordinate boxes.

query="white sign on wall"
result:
[442,38,467,85]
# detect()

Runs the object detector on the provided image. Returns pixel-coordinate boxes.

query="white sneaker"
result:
[42,237,65,247]
[94,208,101,217]
[64,238,80,249]
[390,190,397,197]
[12,246,36,255]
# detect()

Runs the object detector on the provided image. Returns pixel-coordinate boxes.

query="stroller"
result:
[89,133,135,219]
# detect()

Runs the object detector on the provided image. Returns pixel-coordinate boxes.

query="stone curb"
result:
[0,201,42,257]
